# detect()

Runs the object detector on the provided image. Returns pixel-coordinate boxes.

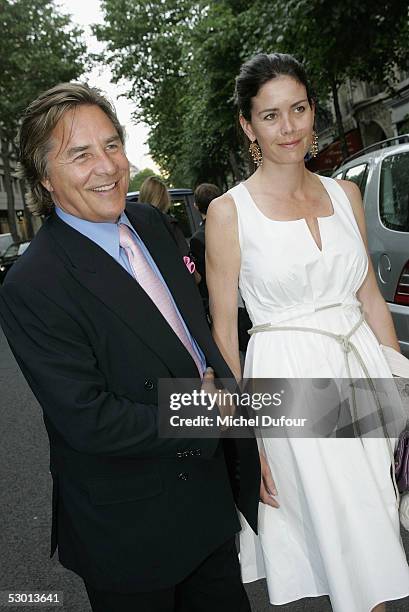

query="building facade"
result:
[0,150,42,240]
[312,70,409,173]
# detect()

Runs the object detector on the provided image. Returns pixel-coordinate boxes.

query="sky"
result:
[57,0,158,172]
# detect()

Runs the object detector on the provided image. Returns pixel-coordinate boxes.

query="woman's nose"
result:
[280,114,295,135]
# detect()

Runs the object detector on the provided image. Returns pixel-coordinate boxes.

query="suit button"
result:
[178,472,189,481]
[144,379,154,390]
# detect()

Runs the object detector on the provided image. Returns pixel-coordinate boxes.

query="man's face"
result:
[42,104,130,223]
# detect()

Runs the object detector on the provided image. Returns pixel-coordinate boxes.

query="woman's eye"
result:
[295,105,306,113]
[264,113,277,121]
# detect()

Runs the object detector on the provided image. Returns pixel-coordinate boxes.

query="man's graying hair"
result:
[18,82,125,216]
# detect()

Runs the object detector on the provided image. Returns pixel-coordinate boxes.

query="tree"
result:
[239,0,409,159]
[0,0,87,240]
[128,168,163,191]
[95,0,250,187]
[95,0,409,184]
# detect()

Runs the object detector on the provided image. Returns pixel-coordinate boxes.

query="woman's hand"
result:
[260,452,280,508]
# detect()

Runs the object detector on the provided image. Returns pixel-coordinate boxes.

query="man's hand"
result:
[201,367,235,420]
[260,452,279,508]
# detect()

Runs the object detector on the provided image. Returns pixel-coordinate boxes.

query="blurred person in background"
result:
[190,183,221,314]
[139,175,189,258]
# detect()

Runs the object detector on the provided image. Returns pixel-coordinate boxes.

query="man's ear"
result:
[239,113,256,143]
[41,177,54,193]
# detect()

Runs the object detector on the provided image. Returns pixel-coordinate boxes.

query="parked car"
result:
[332,134,409,356]
[0,241,30,283]
[126,188,202,239]
[0,233,13,257]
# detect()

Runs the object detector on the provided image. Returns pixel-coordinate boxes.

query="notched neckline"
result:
[239,177,336,253]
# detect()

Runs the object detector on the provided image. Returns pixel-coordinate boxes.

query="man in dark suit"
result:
[0,84,260,612]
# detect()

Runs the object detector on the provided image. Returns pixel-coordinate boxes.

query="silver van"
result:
[333,135,409,357]
[0,233,13,257]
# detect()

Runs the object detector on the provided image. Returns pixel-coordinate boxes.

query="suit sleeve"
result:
[0,281,218,459]
[189,234,205,278]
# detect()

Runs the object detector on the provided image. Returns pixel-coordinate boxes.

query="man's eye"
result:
[75,153,88,161]
[295,105,306,113]
[264,113,277,121]
[107,143,119,151]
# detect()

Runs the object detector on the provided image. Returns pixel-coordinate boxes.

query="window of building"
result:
[397,116,409,136]
[13,179,20,195]
[380,152,409,232]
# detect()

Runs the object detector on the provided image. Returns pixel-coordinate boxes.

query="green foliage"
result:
[128,168,163,191]
[0,0,88,143]
[95,0,409,183]
[95,0,247,187]
[0,0,87,240]
[241,0,409,95]
[240,0,409,157]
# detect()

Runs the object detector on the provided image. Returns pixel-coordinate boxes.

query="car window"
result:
[380,152,409,232]
[169,198,191,237]
[344,163,369,198]
[3,244,19,259]
[333,171,344,180]
[17,242,30,256]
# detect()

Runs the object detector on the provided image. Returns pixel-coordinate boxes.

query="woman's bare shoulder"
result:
[334,177,362,202]
[207,192,237,224]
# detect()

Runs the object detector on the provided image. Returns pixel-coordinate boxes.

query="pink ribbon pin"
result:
[183,256,196,274]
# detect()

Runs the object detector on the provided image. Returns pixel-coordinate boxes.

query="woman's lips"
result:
[278,139,302,149]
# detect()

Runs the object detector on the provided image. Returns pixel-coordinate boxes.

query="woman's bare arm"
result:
[337,179,400,352]
[206,193,279,507]
[206,194,242,381]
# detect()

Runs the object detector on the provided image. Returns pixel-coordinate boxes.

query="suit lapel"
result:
[127,205,236,382]
[46,213,199,378]
[126,206,212,350]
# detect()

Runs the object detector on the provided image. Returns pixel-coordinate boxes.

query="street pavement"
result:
[0,327,408,612]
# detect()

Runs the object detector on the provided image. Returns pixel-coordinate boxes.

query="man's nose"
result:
[94,150,117,174]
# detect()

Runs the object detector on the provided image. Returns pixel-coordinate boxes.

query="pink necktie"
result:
[118,224,203,377]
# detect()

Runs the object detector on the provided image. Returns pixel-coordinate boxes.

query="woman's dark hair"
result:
[235,53,315,121]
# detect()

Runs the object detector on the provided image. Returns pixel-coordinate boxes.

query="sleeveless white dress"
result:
[229,176,409,612]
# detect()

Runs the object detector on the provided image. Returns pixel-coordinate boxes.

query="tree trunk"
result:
[1,139,19,242]
[331,80,349,160]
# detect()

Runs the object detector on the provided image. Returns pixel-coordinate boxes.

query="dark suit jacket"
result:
[190,221,208,309]
[0,203,260,592]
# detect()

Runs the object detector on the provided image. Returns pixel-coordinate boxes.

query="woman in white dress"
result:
[206,53,409,612]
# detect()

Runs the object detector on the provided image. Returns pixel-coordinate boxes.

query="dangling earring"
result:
[249,140,263,167]
[310,131,318,157]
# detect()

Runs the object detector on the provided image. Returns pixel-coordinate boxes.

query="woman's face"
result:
[240,75,315,166]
